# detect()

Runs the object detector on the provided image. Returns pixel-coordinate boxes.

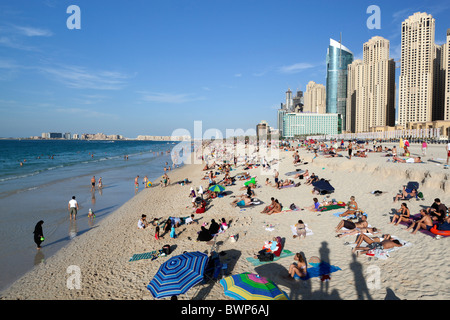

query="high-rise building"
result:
[444,29,450,120]
[398,12,436,126]
[293,90,304,113]
[346,36,396,133]
[285,88,293,111]
[304,81,326,114]
[326,38,354,131]
[347,59,366,133]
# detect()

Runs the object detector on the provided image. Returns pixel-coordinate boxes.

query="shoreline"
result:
[1,142,449,300]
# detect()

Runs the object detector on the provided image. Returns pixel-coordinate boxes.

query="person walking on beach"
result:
[33,220,44,250]
[91,176,96,192]
[422,141,428,156]
[68,196,79,220]
[98,177,103,190]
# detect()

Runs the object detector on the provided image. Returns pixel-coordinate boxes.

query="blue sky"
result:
[0,0,449,138]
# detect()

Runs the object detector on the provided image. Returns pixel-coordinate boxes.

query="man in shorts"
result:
[91,176,96,191]
[68,196,79,220]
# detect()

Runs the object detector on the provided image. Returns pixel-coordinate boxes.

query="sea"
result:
[0,139,181,292]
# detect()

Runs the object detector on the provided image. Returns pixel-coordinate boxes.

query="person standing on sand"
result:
[135,175,139,191]
[422,141,427,156]
[348,141,353,160]
[33,220,44,250]
[447,142,450,165]
[68,196,79,220]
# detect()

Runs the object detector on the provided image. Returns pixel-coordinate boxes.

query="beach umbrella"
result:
[147,251,208,299]
[244,177,256,186]
[312,179,335,194]
[220,272,288,300]
[208,184,225,193]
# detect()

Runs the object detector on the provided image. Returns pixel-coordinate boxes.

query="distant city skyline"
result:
[1,1,450,138]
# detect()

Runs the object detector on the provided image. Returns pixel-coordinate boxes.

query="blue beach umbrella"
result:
[147,251,208,299]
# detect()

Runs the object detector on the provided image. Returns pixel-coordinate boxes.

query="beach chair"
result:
[202,253,223,283]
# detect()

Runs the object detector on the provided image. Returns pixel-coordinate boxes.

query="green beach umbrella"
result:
[244,177,256,186]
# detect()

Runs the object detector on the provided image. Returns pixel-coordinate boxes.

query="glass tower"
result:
[326,38,354,131]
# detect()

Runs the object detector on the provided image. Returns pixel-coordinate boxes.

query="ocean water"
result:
[0,139,180,292]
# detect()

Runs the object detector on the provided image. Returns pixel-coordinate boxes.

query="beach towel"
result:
[237,199,263,208]
[245,250,295,266]
[290,224,314,237]
[333,212,368,219]
[294,262,342,280]
[318,203,346,212]
[348,236,412,260]
[398,214,438,237]
[129,249,165,262]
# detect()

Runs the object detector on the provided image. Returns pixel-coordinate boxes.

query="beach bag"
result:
[162,245,171,255]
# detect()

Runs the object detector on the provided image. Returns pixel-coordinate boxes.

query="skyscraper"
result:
[304,81,326,114]
[398,12,436,126]
[346,36,396,133]
[444,29,450,120]
[326,37,354,131]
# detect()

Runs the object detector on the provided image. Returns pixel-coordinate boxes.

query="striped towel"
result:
[129,249,165,262]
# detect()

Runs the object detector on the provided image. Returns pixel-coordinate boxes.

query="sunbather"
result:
[230,195,252,207]
[406,212,434,234]
[351,233,392,253]
[261,197,275,213]
[335,215,368,233]
[266,199,282,215]
[339,196,358,217]
[393,186,417,202]
[337,227,379,238]
[288,253,307,279]
[390,203,411,225]
[352,235,403,255]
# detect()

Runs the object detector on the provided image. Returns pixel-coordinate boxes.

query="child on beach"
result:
[88,208,95,219]
[155,224,160,240]
[170,225,177,239]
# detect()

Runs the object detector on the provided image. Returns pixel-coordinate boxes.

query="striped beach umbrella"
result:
[208,184,225,193]
[220,272,289,300]
[147,251,208,299]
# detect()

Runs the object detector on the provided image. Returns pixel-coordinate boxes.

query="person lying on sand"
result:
[351,233,392,250]
[335,215,368,233]
[393,156,422,163]
[230,195,252,207]
[352,235,402,255]
[336,227,379,238]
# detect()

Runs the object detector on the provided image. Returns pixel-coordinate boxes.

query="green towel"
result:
[318,204,346,212]
[246,249,295,266]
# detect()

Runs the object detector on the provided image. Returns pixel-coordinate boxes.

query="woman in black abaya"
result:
[33,220,44,250]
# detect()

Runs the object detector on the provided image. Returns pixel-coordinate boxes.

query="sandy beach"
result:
[1,141,449,300]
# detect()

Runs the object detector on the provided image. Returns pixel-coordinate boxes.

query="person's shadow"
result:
[349,253,372,300]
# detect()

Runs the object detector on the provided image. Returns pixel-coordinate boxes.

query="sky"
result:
[0,0,449,138]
